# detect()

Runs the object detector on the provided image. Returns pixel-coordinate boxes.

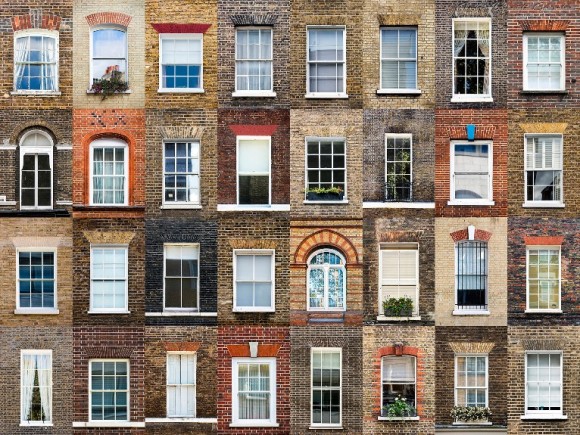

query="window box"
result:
[89,76,129,100]
[305,191,344,202]
[450,406,492,425]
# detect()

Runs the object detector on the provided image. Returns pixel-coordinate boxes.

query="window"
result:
[524,34,565,91]
[380,28,417,91]
[455,355,487,408]
[21,350,52,426]
[233,250,274,312]
[163,140,200,206]
[455,241,487,311]
[307,27,346,96]
[19,130,53,209]
[91,27,127,85]
[231,358,276,426]
[17,251,56,311]
[452,19,491,100]
[525,352,563,417]
[451,141,492,203]
[525,135,563,205]
[235,28,273,95]
[159,34,203,91]
[385,134,412,201]
[167,352,196,417]
[311,349,341,427]
[89,360,129,422]
[379,245,418,316]
[90,246,128,313]
[305,138,346,201]
[527,247,561,311]
[308,249,346,311]
[164,244,199,311]
[90,138,128,206]
[237,137,270,205]
[381,356,416,417]
[14,30,58,92]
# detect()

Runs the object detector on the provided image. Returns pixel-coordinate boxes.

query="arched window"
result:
[455,240,487,311]
[19,130,53,209]
[14,29,59,92]
[91,27,127,85]
[307,249,346,311]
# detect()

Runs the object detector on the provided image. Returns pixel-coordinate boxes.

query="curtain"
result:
[14,36,30,90]
[42,37,56,91]
[453,31,467,56]
[478,29,490,93]
[37,354,52,422]
[21,355,35,421]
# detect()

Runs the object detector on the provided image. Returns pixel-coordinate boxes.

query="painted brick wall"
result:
[290,326,363,434]
[363,109,435,203]
[508,217,580,326]
[362,325,436,434]
[217,326,290,433]
[435,109,508,217]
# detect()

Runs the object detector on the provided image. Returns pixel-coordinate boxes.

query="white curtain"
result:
[454,31,467,56]
[14,36,30,89]
[21,355,35,421]
[37,354,52,422]
[43,37,57,91]
[478,30,490,93]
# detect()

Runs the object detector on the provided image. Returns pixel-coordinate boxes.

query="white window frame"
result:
[523,33,565,92]
[19,130,54,210]
[163,243,200,312]
[89,245,129,314]
[310,348,342,428]
[454,354,488,409]
[305,26,348,99]
[449,140,494,206]
[16,248,58,314]
[233,249,275,312]
[162,139,201,208]
[233,27,275,97]
[451,18,492,102]
[385,133,413,202]
[13,29,59,94]
[379,27,419,93]
[454,240,489,315]
[158,33,204,93]
[304,137,347,203]
[89,138,129,206]
[89,25,128,88]
[231,357,277,428]
[236,135,272,206]
[89,359,130,422]
[307,249,347,311]
[524,351,564,418]
[526,245,562,313]
[20,349,53,426]
[378,243,419,316]
[166,351,196,418]
[523,134,564,208]
[380,355,417,418]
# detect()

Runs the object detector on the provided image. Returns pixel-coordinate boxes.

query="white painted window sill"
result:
[217,204,290,212]
[309,425,343,430]
[20,422,53,427]
[14,308,59,315]
[233,308,275,313]
[450,95,493,103]
[146,312,217,317]
[73,421,146,428]
[452,421,493,426]
[522,202,565,208]
[229,422,279,428]
[525,309,562,314]
[378,416,419,421]
[145,417,218,423]
[303,200,349,205]
[363,201,435,209]
[160,204,202,209]
[520,414,567,420]
[305,92,348,99]
[453,310,490,316]
[56,200,73,205]
[0,201,18,206]
[88,310,131,315]
[447,200,495,206]
[377,315,421,321]
[158,88,204,93]
[232,91,277,98]
[11,90,61,96]
[377,89,422,95]
[86,90,132,95]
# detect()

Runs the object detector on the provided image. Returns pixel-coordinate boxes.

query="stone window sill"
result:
[522,202,565,208]
[160,204,202,210]
[377,315,421,322]
[145,312,217,317]
[378,416,420,421]
[145,417,218,423]
[158,88,204,93]
[303,200,349,205]
[448,200,495,206]
[453,310,490,316]
[377,89,422,95]
[309,425,343,430]
[363,202,435,209]
[520,90,568,95]
[524,309,562,314]
[305,92,348,99]
[73,421,145,428]
[14,308,59,315]
[88,310,131,315]
[232,91,277,98]
[86,90,132,95]
[520,414,567,420]
[11,90,61,97]
[230,422,279,428]
[217,204,290,212]
[450,95,493,103]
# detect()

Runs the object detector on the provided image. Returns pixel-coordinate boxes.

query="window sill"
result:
[520,90,568,95]
[452,421,493,426]
[232,91,277,98]
[86,90,132,95]
[145,417,218,423]
[146,311,217,317]
[233,308,275,313]
[158,88,204,93]
[378,416,420,421]
[303,200,349,205]
[20,422,53,427]
[363,201,435,209]
[450,95,493,103]
[447,200,495,206]
[14,308,59,315]
[522,202,565,208]
[11,90,61,97]
[525,309,562,314]
[309,425,343,430]
[0,201,17,206]
[160,204,202,210]
[453,310,490,316]
[376,89,422,95]
[377,315,421,321]
[520,415,567,420]
[73,421,146,428]
[229,422,279,428]
[88,310,131,315]
[305,92,349,99]
[217,204,290,212]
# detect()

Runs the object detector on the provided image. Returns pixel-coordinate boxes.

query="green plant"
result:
[382,396,416,418]
[306,186,343,195]
[382,296,414,317]
[450,406,492,422]
[90,75,129,100]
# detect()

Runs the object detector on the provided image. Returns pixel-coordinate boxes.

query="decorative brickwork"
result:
[85,12,132,27]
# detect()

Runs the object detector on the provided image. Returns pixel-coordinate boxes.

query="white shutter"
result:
[238,140,269,173]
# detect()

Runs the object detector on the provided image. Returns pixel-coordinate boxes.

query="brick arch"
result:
[86,12,132,28]
[450,228,492,242]
[11,120,64,145]
[294,229,359,265]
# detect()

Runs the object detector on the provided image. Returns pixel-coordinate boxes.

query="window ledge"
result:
[305,92,349,99]
[520,415,567,420]
[11,90,61,97]
[520,90,568,95]
[309,425,343,430]
[233,308,275,313]
[73,421,146,428]
[229,422,280,428]
[377,315,421,322]
[145,417,218,423]
[160,204,202,210]
[88,310,131,315]
[232,91,277,98]
[86,90,132,95]
[453,310,490,316]
[217,204,290,212]
[447,200,495,206]
[158,88,204,93]
[376,89,422,95]
[450,95,493,103]
[363,201,435,209]
[303,200,349,205]
[20,422,53,427]
[0,201,18,206]
[452,421,493,426]
[378,416,420,421]
[522,202,565,208]
[146,312,217,317]
[525,309,562,314]
[14,308,59,315]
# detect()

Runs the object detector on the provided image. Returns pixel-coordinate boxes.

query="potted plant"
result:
[306,186,344,201]
[90,69,129,100]
[450,406,492,424]
[382,296,414,317]
[381,396,417,418]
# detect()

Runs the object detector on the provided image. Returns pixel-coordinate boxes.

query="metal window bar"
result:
[456,241,487,310]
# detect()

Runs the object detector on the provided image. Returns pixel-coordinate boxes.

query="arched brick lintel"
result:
[294,229,360,265]
[450,228,492,242]
[377,345,420,358]
[86,12,132,28]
